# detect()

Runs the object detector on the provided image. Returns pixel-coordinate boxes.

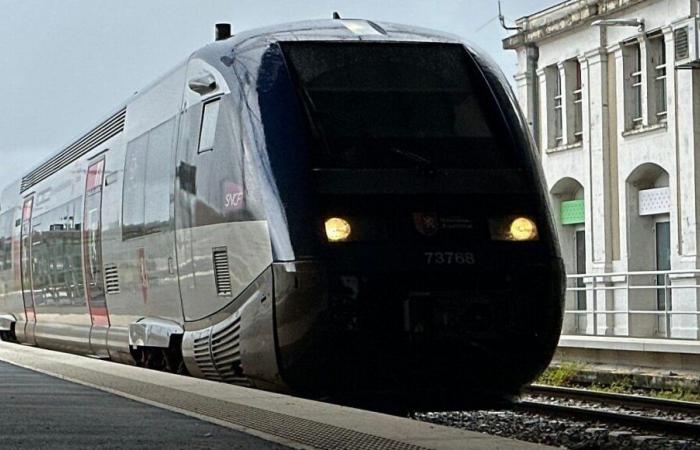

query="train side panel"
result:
[0,63,190,359]
[0,181,22,340]
[175,56,273,324]
[29,157,88,351]
[101,63,188,360]
[19,151,92,353]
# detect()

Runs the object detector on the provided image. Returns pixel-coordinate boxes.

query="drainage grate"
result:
[104,264,120,295]
[9,357,427,450]
[212,247,232,296]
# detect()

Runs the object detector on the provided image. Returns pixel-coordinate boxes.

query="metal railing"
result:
[564,269,700,340]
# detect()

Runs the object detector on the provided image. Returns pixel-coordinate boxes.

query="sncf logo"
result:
[224,182,245,212]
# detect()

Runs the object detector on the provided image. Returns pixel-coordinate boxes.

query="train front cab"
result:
[251,38,565,406]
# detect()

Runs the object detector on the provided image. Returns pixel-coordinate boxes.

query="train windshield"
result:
[281,42,518,169]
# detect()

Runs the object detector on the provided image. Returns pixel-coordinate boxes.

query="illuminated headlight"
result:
[490,216,539,241]
[509,217,538,241]
[325,217,351,242]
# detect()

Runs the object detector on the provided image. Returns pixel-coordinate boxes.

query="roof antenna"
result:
[333,11,341,19]
[215,23,232,41]
[498,1,521,31]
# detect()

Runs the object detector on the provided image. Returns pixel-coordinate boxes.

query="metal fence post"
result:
[626,274,631,337]
[592,274,598,335]
[665,273,671,338]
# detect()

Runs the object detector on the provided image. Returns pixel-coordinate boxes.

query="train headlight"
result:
[509,217,538,241]
[489,216,539,241]
[325,217,351,242]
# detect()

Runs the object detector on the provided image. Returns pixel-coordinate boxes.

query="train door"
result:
[20,196,37,344]
[83,159,110,355]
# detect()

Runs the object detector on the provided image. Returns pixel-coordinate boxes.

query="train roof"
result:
[223,19,462,49]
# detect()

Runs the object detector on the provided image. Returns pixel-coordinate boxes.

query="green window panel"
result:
[561,199,585,225]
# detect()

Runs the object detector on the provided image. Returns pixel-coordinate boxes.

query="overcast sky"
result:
[0,0,554,186]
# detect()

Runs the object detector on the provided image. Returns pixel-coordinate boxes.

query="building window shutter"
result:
[638,187,671,216]
[561,199,585,225]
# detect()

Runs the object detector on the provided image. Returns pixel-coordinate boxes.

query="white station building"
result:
[503,0,700,370]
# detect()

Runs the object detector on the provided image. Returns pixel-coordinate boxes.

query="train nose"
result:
[271,259,564,404]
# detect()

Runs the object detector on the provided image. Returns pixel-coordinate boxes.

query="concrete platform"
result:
[559,335,700,355]
[557,335,700,372]
[0,361,285,449]
[0,342,552,449]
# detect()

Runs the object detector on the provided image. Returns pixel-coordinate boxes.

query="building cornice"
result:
[606,42,622,53]
[503,0,649,50]
[584,46,608,60]
[513,72,530,83]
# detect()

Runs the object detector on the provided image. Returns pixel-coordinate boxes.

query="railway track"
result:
[518,384,700,438]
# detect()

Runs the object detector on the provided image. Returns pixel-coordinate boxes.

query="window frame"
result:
[553,67,564,146]
[197,96,222,154]
[630,42,643,126]
[572,59,583,142]
[648,32,667,121]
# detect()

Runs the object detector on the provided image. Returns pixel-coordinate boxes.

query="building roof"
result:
[502,0,647,49]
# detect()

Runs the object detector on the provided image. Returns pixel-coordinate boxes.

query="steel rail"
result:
[516,384,700,438]
[524,384,700,415]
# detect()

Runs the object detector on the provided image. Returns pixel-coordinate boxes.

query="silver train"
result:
[0,19,564,407]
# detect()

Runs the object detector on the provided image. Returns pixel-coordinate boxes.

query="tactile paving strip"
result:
[3,355,427,450]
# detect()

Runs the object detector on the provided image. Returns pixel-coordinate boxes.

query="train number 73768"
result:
[424,251,475,265]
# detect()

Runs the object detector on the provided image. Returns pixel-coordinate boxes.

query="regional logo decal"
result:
[413,212,440,237]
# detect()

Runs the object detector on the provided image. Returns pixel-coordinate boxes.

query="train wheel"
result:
[0,329,17,343]
[164,348,188,375]
[130,345,188,375]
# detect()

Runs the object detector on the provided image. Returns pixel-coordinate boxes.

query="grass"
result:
[536,363,700,403]
[591,382,700,402]
[535,362,585,387]
[590,376,634,394]
[648,386,700,403]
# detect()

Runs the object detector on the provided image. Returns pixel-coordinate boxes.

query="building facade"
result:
[504,0,700,368]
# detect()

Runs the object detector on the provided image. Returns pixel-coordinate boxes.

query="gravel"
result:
[413,405,700,449]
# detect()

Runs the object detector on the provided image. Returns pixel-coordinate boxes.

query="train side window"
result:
[29,199,85,307]
[0,210,13,272]
[122,134,148,240]
[198,98,220,153]
[144,118,176,234]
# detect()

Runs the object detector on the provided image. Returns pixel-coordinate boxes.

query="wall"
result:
[510,0,700,339]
